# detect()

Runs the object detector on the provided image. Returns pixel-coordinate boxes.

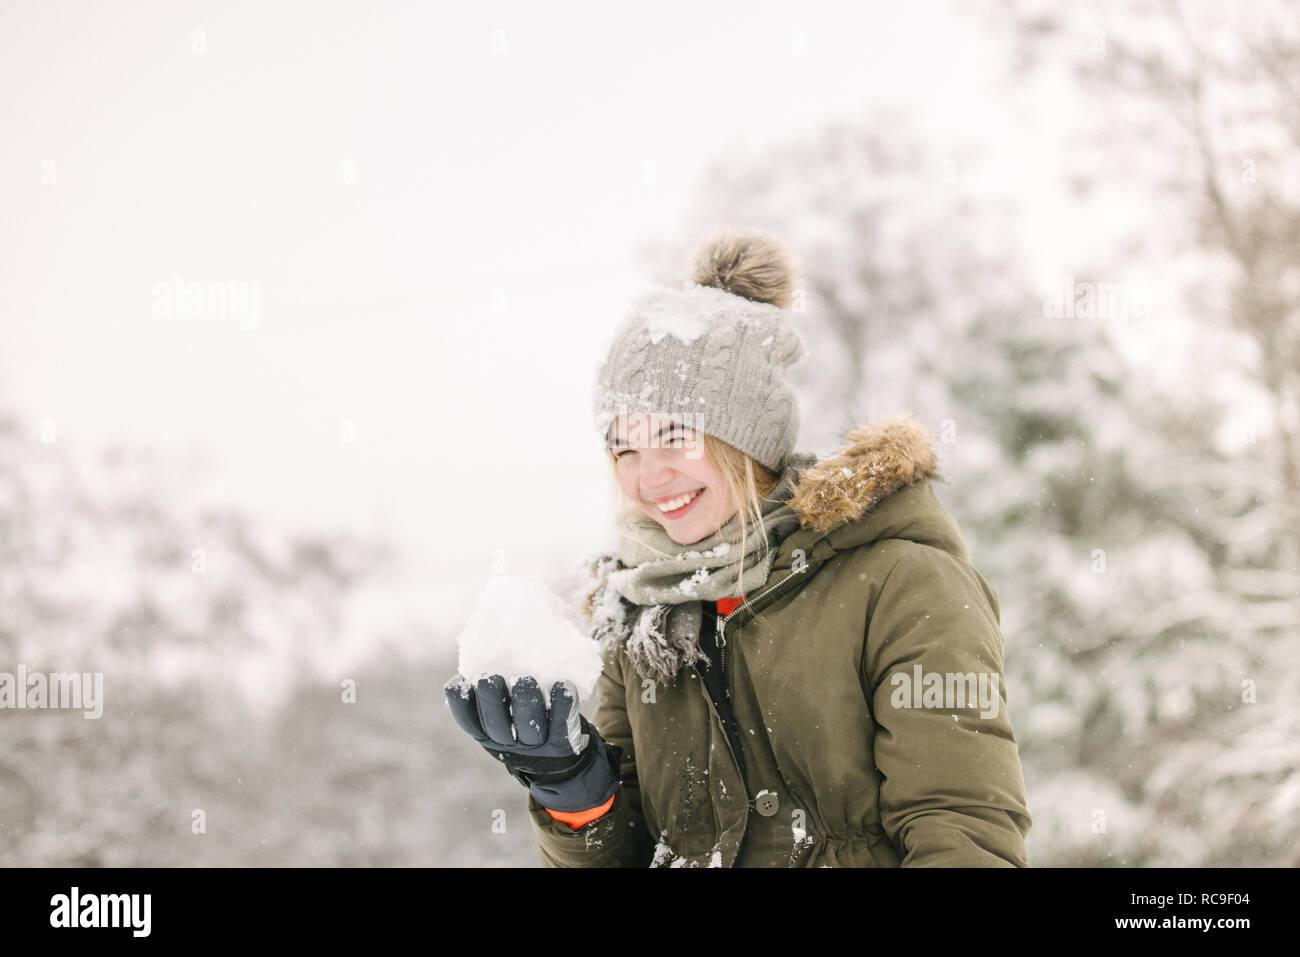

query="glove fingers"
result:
[546,680,588,755]
[509,677,547,746]
[443,674,486,741]
[476,675,515,745]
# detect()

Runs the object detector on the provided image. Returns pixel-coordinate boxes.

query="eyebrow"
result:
[606,419,689,447]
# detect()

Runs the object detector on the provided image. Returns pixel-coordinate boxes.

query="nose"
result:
[635,449,677,493]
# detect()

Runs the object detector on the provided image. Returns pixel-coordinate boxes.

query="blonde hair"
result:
[606,431,782,594]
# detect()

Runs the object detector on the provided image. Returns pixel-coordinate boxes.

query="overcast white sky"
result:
[2,0,1164,576]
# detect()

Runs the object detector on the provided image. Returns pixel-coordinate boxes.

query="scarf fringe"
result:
[626,603,709,687]
[579,553,709,686]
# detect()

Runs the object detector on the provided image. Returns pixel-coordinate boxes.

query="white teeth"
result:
[656,488,702,512]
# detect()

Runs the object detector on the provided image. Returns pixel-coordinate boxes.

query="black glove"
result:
[443,673,622,814]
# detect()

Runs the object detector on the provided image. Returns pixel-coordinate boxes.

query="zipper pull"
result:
[717,614,726,647]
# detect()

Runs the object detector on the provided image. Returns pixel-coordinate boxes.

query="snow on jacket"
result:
[527,413,1033,867]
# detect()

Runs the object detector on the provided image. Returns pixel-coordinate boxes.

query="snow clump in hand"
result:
[456,573,602,704]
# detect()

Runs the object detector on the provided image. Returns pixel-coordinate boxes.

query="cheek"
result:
[706,480,731,515]
[616,462,640,499]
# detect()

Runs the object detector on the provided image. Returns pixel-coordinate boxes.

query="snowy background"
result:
[1,0,1296,866]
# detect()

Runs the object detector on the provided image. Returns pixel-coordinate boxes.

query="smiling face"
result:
[607,413,737,546]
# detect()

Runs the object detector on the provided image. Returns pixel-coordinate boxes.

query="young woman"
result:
[445,229,1032,867]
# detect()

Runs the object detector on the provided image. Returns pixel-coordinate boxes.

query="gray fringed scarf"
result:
[587,451,815,686]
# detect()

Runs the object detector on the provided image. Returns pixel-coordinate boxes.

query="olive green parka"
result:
[528,414,1032,867]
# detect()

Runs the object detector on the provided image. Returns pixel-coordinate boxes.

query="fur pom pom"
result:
[688,227,799,308]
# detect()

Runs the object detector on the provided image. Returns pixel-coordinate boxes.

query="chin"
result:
[662,524,694,543]
[673,523,710,545]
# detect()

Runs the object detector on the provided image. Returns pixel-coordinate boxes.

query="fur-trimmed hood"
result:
[766,411,969,575]
[785,412,943,535]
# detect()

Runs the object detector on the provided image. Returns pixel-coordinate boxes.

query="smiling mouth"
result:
[653,488,703,515]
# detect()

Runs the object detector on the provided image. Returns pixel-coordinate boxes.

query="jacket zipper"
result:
[715,562,812,704]
[716,564,808,652]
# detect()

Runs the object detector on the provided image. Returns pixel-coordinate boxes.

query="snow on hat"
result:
[591,228,810,474]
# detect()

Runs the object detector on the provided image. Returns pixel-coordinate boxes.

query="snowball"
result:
[456,573,602,704]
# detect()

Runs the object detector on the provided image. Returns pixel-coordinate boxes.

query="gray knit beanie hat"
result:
[592,228,810,473]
